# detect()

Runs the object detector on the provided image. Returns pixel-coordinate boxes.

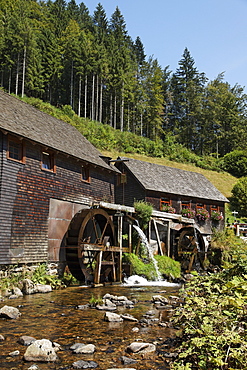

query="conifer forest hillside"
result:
[1,0,247,160]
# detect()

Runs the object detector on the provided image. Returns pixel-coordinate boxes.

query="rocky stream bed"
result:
[0,281,181,370]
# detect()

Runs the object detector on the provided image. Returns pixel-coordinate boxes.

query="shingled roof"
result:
[0,90,117,172]
[118,157,228,203]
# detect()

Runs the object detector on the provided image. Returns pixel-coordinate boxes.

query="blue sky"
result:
[77,0,247,89]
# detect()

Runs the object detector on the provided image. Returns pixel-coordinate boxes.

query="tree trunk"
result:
[110,92,113,127]
[84,74,87,118]
[140,113,143,136]
[21,45,27,98]
[78,75,82,117]
[120,89,124,131]
[99,79,103,123]
[8,69,11,94]
[16,52,20,96]
[91,73,95,121]
[95,74,99,122]
[114,92,117,129]
[70,60,73,108]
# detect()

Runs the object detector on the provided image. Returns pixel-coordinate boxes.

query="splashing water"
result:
[133,224,162,281]
[123,274,179,287]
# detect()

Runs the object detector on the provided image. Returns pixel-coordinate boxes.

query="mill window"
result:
[7,135,25,163]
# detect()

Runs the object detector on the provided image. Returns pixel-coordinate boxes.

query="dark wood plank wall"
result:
[0,134,116,265]
[115,167,146,206]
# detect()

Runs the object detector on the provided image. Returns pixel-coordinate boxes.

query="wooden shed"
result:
[0,91,119,267]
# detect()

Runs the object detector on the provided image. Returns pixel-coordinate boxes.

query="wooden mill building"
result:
[0,90,118,266]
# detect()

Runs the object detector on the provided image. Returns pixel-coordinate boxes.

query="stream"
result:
[0,282,180,370]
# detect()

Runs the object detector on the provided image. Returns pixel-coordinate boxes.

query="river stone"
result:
[0,334,5,340]
[28,365,39,370]
[9,287,23,299]
[104,312,123,322]
[73,344,95,354]
[96,305,116,311]
[36,284,52,293]
[126,342,156,354]
[104,299,117,307]
[0,305,21,319]
[119,355,137,365]
[120,313,138,322]
[9,350,20,356]
[23,339,57,362]
[18,335,36,346]
[72,360,98,369]
[22,279,36,294]
[152,295,169,304]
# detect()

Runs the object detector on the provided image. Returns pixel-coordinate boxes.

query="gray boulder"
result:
[126,342,156,354]
[104,312,123,322]
[9,287,23,299]
[0,305,21,319]
[23,339,57,362]
[18,335,36,346]
[72,360,98,369]
[120,313,138,322]
[152,295,169,304]
[36,284,52,293]
[72,343,95,354]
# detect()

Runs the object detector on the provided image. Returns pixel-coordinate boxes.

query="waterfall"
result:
[133,224,162,281]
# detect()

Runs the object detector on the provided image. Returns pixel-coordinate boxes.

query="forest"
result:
[1,0,247,158]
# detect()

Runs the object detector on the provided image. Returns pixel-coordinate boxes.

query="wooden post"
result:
[94,251,102,284]
[129,224,132,253]
[118,216,123,282]
[167,221,171,257]
[153,219,163,255]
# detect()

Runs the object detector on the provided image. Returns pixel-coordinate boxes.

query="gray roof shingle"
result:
[0,90,117,172]
[119,157,228,202]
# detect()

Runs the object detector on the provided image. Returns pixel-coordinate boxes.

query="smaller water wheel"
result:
[66,208,128,284]
[177,227,205,272]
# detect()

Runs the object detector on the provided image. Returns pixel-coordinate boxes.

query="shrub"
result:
[123,253,158,280]
[134,200,153,230]
[222,150,247,177]
[231,176,247,217]
[171,237,247,369]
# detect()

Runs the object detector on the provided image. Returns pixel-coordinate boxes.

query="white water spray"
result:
[133,224,162,281]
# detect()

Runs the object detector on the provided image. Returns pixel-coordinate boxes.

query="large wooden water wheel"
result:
[66,208,127,284]
[177,227,205,272]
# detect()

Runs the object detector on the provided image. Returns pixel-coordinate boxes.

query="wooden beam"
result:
[167,220,171,257]
[94,251,102,284]
[153,219,163,255]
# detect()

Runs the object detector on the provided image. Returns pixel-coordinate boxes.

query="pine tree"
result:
[169,48,206,151]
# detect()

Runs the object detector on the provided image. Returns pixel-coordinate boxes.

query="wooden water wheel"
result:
[177,227,205,272]
[66,208,128,284]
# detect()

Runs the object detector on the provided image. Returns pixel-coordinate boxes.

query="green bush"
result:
[134,200,153,230]
[123,253,158,280]
[231,176,247,217]
[155,255,181,279]
[222,150,247,177]
[171,236,247,370]
[123,253,181,280]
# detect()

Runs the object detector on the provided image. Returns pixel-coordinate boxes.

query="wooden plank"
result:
[79,243,129,253]
[94,251,102,284]
[153,219,163,256]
